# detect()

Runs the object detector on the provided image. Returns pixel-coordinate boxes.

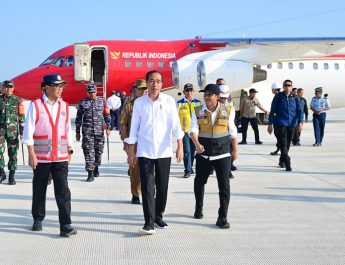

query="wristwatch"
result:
[68,150,74,155]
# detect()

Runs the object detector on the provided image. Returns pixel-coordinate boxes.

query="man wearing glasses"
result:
[310,87,331,146]
[190,84,238,229]
[75,82,111,182]
[0,80,25,185]
[177,83,201,178]
[268,80,303,171]
[23,74,77,237]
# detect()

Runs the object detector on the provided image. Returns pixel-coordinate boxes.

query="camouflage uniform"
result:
[75,97,111,171]
[0,94,25,171]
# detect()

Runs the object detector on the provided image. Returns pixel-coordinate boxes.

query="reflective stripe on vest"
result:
[33,98,69,161]
[178,100,201,132]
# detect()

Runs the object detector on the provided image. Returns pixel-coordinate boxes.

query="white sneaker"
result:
[138,226,156,236]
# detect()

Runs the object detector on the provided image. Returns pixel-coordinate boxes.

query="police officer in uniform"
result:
[0,80,25,185]
[75,82,111,182]
[190,84,238,229]
[177,83,201,178]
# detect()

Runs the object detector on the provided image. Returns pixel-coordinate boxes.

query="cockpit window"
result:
[40,57,55,66]
[52,56,65,67]
[65,56,73,67]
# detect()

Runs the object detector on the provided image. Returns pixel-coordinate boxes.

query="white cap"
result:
[271,82,281,90]
[219,84,230,98]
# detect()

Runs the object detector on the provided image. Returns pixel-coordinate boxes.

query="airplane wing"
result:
[198,37,345,65]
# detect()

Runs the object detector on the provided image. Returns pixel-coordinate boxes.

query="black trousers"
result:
[276,125,295,167]
[241,117,260,142]
[273,124,280,151]
[32,162,72,227]
[138,157,171,228]
[194,155,231,219]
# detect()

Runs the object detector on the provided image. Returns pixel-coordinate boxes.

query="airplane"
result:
[10,37,345,121]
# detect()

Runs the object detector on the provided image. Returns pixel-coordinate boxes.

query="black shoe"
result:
[286,166,292,172]
[138,225,156,235]
[155,218,168,229]
[216,218,230,229]
[86,170,94,182]
[229,173,234,179]
[270,150,279,156]
[194,209,203,219]
[60,224,77,237]
[255,141,263,144]
[279,162,285,168]
[183,173,190,178]
[94,166,99,177]
[8,170,16,185]
[32,221,43,231]
[231,165,237,171]
[131,195,140,204]
[238,141,247,145]
[0,169,6,184]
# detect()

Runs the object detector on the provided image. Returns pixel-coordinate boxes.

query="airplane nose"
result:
[12,67,45,100]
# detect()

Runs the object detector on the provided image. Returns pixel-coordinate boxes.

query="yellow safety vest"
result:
[178,100,201,132]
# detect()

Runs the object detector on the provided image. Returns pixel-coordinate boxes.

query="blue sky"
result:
[1,0,345,80]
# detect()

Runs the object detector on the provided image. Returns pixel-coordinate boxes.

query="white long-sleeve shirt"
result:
[22,94,73,162]
[107,94,122,110]
[125,93,184,159]
[190,103,237,160]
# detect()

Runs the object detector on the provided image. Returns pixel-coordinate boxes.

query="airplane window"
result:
[40,57,55,66]
[52,56,65,67]
[313,63,318,70]
[278,62,282,69]
[147,61,153,68]
[299,63,304,69]
[158,61,164,68]
[334,63,339,70]
[288,62,293,69]
[125,60,131,68]
[65,56,73,67]
[136,60,142,68]
[324,63,329,70]
[267,64,272,69]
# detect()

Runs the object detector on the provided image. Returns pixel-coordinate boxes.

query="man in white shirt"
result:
[106,90,122,130]
[190,84,238,229]
[22,74,76,237]
[126,70,184,235]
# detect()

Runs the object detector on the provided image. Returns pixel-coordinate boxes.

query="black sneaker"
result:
[138,225,156,235]
[155,218,168,229]
[60,224,77,237]
[194,209,203,219]
[255,141,263,144]
[183,173,190,178]
[270,150,279,156]
[32,221,43,231]
[131,196,140,204]
[238,141,247,145]
[229,173,234,179]
[286,166,292,172]
[216,218,230,229]
[231,165,237,171]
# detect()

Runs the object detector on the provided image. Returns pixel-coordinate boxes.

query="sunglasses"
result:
[184,88,193,92]
[283,84,292,87]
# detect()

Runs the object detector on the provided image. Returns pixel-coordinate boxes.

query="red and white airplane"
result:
[11,37,345,112]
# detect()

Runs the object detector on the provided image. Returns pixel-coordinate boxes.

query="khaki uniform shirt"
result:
[240,95,263,118]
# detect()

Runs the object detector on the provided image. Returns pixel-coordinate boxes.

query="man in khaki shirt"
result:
[120,79,148,204]
[239,88,268,144]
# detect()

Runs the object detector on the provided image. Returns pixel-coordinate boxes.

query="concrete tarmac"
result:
[0,108,344,265]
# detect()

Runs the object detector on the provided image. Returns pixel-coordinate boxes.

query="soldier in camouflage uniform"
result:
[75,82,111,182]
[0,80,25,185]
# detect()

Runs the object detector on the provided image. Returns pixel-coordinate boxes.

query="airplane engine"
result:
[197,60,267,90]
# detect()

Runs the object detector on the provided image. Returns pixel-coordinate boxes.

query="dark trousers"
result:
[241,117,260,142]
[292,126,301,145]
[273,124,280,152]
[138,157,171,228]
[194,155,231,219]
[313,112,326,144]
[110,110,120,130]
[182,133,196,174]
[32,162,72,227]
[276,125,295,167]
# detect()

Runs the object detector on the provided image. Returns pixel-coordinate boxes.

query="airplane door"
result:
[74,43,91,81]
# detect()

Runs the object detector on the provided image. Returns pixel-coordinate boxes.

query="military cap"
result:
[3,80,14,87]
[86,82,97,93]
[43,74,66,86]
[135,79,147,89]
